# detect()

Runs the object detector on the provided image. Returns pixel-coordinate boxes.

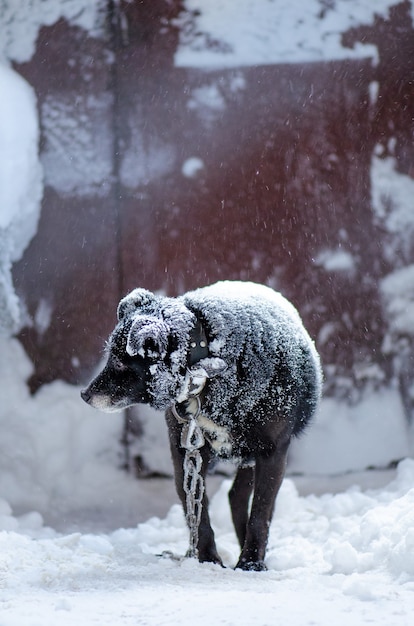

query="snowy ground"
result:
[2,1,414,624]
[2,334,413,625]
[1,462,414,626]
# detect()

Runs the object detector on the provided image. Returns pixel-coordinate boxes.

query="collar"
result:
[172,317,210,427]
[187,318,209,366]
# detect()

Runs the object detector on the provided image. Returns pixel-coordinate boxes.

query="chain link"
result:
[181,417,205,558]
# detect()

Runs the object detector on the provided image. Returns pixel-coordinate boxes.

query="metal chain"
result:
[171,366,209,560]
[181,416,205,559]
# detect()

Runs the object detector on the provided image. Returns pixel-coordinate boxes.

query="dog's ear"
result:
[126,316,169,359]
[117,289,157,321]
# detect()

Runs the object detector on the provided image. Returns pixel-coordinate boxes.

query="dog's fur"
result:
[81,281,322,570]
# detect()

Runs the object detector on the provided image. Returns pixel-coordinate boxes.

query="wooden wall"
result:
[11,1,414,404]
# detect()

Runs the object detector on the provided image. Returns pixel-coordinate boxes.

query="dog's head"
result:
[81,288,196,412]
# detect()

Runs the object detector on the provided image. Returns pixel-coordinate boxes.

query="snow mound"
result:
[0,63,43,334]
[0,336,130,516]
[290,387,411,475]
[1,460,414,624]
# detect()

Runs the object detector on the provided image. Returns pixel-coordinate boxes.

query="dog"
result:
[81,281,322,570]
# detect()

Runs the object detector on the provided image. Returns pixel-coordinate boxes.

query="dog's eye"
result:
[112,357,127,372]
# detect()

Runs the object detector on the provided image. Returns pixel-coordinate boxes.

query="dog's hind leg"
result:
[228,466,254,548]
[235,439,290,571]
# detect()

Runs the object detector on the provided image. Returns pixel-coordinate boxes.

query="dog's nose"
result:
[80,388,91,403]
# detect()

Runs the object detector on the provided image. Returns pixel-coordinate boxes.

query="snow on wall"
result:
[0,0,112,333]
[314,248,357,275]
[119,125,177,189]
[0,0,106,63]
[371,149,414,349]
[175,0,407,68]
[371,150,414,268]
[41,93,114,197]
[0,63,43,334]
[381,265,414,339]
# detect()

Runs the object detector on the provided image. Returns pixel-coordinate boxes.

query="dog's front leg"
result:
[229,465,255,548]
[235,439,290,571]
[165,410,223,565]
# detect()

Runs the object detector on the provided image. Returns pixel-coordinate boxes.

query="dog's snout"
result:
[80,388,91,404]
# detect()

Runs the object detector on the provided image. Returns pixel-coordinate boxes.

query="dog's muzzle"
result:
[80,388,92,404]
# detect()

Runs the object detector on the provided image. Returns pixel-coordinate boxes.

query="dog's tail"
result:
[292,344,323,437]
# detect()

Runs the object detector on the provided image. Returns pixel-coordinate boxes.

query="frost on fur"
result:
[126,316,170,359]
[180,281,322,430]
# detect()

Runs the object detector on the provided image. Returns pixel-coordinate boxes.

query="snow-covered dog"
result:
[81,281,322,570]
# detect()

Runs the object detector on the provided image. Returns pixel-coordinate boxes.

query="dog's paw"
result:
[196,550,224,568]
[235,558,267,572]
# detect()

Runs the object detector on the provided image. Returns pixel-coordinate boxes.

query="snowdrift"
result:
[1,460,414,625]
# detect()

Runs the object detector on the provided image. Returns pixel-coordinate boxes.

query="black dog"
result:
[81,281,322,570]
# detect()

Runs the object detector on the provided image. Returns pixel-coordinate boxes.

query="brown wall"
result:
[11,1,414,401]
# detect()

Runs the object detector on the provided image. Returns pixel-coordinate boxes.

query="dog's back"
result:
[181,281,322,437]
